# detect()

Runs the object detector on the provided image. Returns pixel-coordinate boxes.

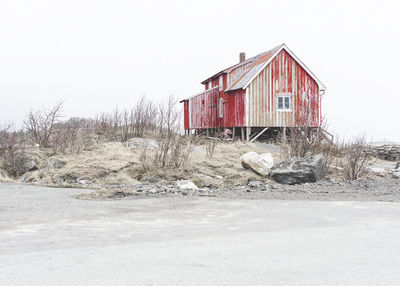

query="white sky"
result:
[0,0,399,141]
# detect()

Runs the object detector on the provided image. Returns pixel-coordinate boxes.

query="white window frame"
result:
[219,75,223,91]
[218,98,223,118]
[276,93,292,111]
[208,81,212,90]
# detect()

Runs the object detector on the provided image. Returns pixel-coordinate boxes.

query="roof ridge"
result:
[200,44,282,84]
[225,44,283,91]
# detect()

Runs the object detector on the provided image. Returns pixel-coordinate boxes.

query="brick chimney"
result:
[239,52,246,63]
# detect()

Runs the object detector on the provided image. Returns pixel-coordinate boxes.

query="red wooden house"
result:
[181,44,326,142]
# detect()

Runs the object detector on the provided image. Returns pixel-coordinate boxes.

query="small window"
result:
[218,98,223,118]
[219,75,223,91]
[208,81,212,90]
[277,93,291,111]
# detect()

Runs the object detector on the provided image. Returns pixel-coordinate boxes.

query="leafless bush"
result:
[139,96,192,170]
[205,139,218,158]
[0,126,28,177]
[24,102,64,147]
[132,96,157,138]
[93,96,157,142]
[52,118,93,154]
[340,135,372,180]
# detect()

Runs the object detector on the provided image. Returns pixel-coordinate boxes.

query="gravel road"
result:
[1,183,400,285]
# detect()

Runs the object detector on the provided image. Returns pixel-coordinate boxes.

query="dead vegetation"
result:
[0,96,396,187]
[0,125,28,177]
[277,97,375,181]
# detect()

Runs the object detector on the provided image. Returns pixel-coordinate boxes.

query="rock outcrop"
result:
[269,154,325,185]
[370,145,400,161]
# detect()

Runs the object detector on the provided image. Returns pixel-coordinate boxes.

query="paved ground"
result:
[1,183,400,285]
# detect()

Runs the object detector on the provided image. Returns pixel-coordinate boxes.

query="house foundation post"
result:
[246,127,251,143]
[241,127,244,142]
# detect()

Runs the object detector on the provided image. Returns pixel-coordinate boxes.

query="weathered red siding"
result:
[222,89,245,127]
[246,49,320,127]
[188,87,218,129]
[183,101,189,130]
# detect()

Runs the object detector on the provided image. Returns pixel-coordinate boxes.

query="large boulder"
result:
[19,154,39,174]
[240,152,274,177]
[269,154,325,185]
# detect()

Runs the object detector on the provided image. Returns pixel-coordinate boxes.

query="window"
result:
[219,75,223,90]
[218,98,223,118]
[277,93,291,111]
[208,81,212,90]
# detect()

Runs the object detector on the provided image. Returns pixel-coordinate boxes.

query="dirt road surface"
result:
[1,183,400,285]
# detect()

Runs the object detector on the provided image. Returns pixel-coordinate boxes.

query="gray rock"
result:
[52,174,63,184]
[52,173,78,184]
[240,152,274,177]
[78,179,88,185]
[269,154,325,185]
[48,158,66,169]
[247,180,263,188]
[177,180,198,190]
[19,154,39,174]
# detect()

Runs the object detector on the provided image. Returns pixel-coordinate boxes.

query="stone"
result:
[240,152,274,177]
[392,171,400,179]
[177,180,198,190]
[52,174,63,184]
[126,138,158,149]
[47,158,66,169]
[370,167,390,178]
[247,180,263,188]
[269,154,325,185]
[19,154,39,174]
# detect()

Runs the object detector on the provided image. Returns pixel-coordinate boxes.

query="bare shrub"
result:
[132,96,157,138]
[0,126,28,177]
[139,96,193,170]
[340,135,372,180]
[93,97,157,142]
[205,139,219,158]
[52,118,93,154]
[24,102,64,148]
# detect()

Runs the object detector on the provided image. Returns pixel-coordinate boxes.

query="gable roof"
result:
[202,44,326,92]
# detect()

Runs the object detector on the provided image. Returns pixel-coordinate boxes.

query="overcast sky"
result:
[0,0,399,142]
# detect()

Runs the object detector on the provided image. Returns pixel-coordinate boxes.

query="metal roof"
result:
[202,44,326,92]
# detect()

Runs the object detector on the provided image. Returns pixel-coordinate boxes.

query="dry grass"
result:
[19,139,282,188]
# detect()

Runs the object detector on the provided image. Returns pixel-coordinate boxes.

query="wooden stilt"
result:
[246,127,251,143]
[232,127,235,140]
[241,127,244,142]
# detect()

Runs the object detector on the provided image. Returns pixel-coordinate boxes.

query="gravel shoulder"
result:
[77,178,400,202]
